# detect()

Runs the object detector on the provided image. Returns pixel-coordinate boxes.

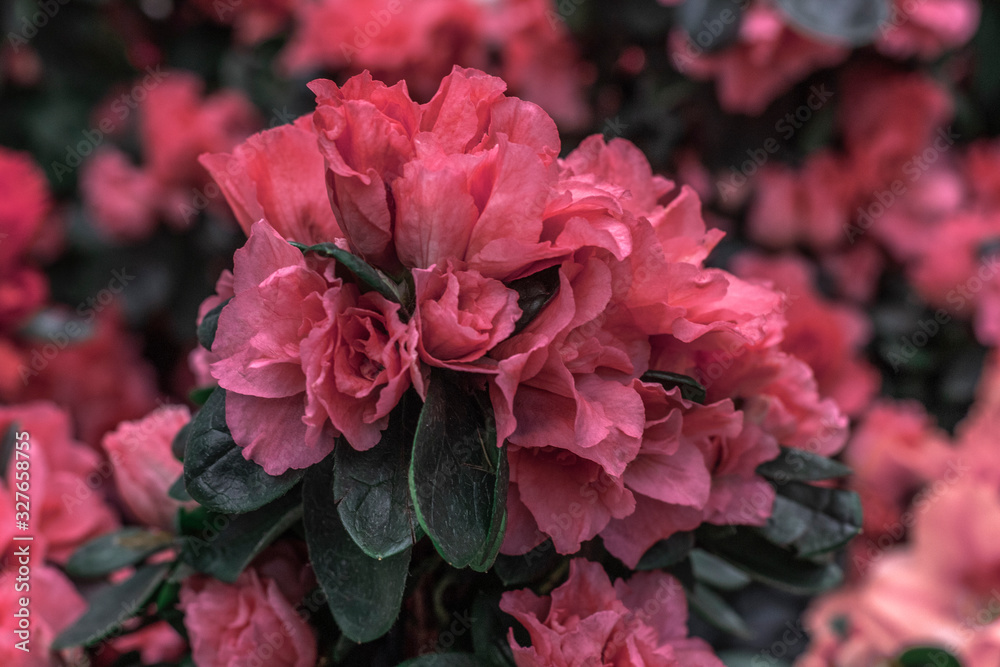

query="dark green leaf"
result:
[897,647,963,667]
[168,475,192,502]
[66,528,175,579]
[290,242,406,305]
[507,266,560,335]
[183,489,303,583]
[52,563,170,649]
[773,0,890,45]
[640,371,707,404]
[197,297,231,351]
[717,651,791,667]
[187,386,215,407]
[397,655,484,667]
[171,421,191,462]
[334,398,419,559]
[759,483,862,558]
[493,540,560,586]
[183,388,304,514]
[471,592,517,667]
[305,455,410,643]
[687,583,752,639]
[636,532,695,570]
[756,446,852,483]
[0,422,18,482]
[690,549,751,591]
[697,525,843,595]
[410,373,508,571]
[678,0,744,53]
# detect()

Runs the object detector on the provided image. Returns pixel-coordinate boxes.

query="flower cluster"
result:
[198,66,846,573]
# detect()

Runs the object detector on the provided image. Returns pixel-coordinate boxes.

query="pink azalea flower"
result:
[102,405,193,530]
[500,558,723,666]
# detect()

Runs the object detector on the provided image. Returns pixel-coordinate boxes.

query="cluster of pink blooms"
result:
[195,66,846,577]
[799,353,1000,665]
[668,0,980,116]
[82,71,260,242]
[5,0,1000,663]
[188,0,592,129]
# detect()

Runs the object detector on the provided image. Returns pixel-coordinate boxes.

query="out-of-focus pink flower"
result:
[732,252,880,416]
[18,305,159,448]
[282,0,486,100]
[839,66,953,190]
[820,241,886,303]
[876,0,981,61]
[111,622,188,665]
[0,402,120,563]
[748,151,857,251]
[500,558,723,666]
[0,565,86,667]
[81,148,163,242]
[669,5,848,115]
[179,566,317,667]
[102,405,192,530]
[0,147,50,330]
[843,401,954,542]
[490,0,592,130]
[82,70,260,242]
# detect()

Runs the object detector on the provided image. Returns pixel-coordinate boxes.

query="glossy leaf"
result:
[183,388,303,514]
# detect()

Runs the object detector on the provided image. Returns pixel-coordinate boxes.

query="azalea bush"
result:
[1,0,998,666]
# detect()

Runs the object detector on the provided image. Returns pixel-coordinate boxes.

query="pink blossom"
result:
[876,0,981,61]
[732,252,880,416]
[179,567,317,667]
[669,5,848,116]
[500,559,723,666]
[413,260,521,369]
[102,405,193,530]
[0,402,120,563]
[0,565,86,666]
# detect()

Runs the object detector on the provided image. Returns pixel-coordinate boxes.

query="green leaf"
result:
[397,655,484,667]
[187,386,215,407]
[759,482,862,558]
[756,446,852,483]
[896,647,963,667]
[182,489,303,583]
[52,563,171,649]
[183,388,304,514]
[686,583,752,640]
[0,422,18,482]
[171,421,191,461]
[636,532,695,570]
[334,397,420,559]
[197,297,231,351]
[66,528,175,579]
[773,0,890,45]
[507,266,560,335]
[471,592,517,667]
[697,525,843,595]
[304,455,411,643]
[717,651,791,667]
[410,372,508,571]
[689,549,751,591]
[678,0,744,53]
[493,540,560,587]
[168,474,193,502]
[291,242,406,306]
[639,371,707,404]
